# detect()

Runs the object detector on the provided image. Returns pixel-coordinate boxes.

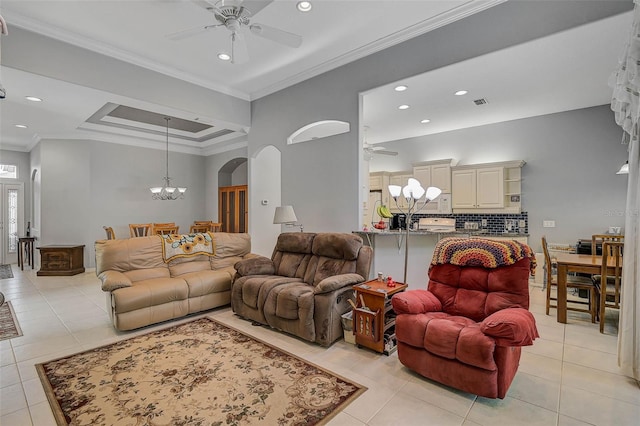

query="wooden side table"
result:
[17,236,36,270]
[37,245,85,276]
[353,279,407,355]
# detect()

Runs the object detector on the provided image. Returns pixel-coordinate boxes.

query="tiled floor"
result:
[1,267,638,426]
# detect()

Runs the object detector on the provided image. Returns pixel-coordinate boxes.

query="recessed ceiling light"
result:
[394,85,408,92]
[296,1,312,12]
[217,53,231,61]
[454,90,468,96]
[15,124,28,128]
[420,119,431,124]
[398,105,410,110]
[25,96,42,102]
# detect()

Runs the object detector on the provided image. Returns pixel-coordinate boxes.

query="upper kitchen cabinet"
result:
[412,159,455,193]
[388,171,412,211]
[451,161,524,212]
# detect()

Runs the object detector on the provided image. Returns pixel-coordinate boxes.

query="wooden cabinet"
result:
[219,185,248,233]
[353,279,407,355]
[412,160,452,193]
[452,166,505,209]
[388,172,411,212]
[37,245,85,276]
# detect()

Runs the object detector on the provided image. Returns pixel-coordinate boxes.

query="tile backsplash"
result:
[412,212,529,234]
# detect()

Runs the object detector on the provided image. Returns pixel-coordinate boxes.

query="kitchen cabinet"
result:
[452,162,525,211]
[412,159,453,193]
[388,172,412,212]
[452,167,504,209]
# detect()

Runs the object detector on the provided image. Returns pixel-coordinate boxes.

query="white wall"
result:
[248,1,632,253]
[38,139,206,267]
[250,145,281,256]
[0,150,31,231]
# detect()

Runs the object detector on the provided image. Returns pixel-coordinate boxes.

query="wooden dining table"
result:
[554,252,622,323]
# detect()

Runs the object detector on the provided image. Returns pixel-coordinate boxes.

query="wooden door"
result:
[218,185,248,233]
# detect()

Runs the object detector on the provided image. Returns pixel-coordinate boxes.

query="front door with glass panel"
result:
[0,183,23,265]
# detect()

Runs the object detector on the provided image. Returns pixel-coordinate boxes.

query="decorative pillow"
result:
[160,233,215,263]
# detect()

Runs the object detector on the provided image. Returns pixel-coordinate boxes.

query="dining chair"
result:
[129,223,152,238]
[153,225,180,235]
[103,226,116,240]
[542,236,597,322]
[591,234,624,256]
[152,222,176,234]
[595,241,623,333]
[189,225,210,234]
[194,221,222,232]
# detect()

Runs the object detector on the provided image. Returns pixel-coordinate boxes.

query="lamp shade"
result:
[388,185,402,198]
[425,186,443,201]
[273,206,298,224]
[617,161,629,175]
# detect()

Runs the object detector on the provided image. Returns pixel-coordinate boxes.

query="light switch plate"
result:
[543,220,556,228]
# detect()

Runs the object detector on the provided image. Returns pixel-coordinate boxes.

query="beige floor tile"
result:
[536,322,566,343]
[467,396,558,426]
[0,345,16,367]
[522,337,564,361]
[399,372,477,418]
[558,414,596,426]
[506,371,560,412]
[0,406,33,426]
[341,373,402,423]
[0,382,28,416]
[22,377,47,406]
[562,344,625,376]
[28,401,57,426]
[0,363,21,389]
[563,326,617,354]
[561,362,640,406]
[12,334,81,363]
[559,385,640,425]
[368,392,465,426]
[519,351,562,383]
[325,411,366,426]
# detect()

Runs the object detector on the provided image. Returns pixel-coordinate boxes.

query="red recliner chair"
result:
[391,237,539,399]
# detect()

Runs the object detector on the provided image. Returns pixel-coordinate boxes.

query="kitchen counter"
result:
[353,230,529,289]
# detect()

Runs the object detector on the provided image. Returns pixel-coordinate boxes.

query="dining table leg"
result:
[556,263,568,323]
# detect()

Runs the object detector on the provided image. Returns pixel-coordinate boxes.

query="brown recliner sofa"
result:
[232,232,373,346]
[96,233,257,331]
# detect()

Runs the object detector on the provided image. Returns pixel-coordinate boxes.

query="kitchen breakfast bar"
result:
[353,230,528,290]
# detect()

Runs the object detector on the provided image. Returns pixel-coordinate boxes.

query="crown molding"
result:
[3,11,251,101]
[250,0,507,100]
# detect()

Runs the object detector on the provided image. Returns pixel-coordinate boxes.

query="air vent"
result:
[473,98,488,106]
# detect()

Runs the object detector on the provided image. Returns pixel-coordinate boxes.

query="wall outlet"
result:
[543,220,556,228]
[519,220,526,228]
[481,219,488,227]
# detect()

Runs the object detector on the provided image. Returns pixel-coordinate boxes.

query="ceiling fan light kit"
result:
[167,0,302,64]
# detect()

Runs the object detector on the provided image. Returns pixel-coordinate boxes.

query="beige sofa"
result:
[232,232,373,346]
[95,232,256,331]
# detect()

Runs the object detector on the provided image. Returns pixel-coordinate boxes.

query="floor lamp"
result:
[388,178,442,284]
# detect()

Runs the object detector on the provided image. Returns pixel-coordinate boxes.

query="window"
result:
[0,165,17,179]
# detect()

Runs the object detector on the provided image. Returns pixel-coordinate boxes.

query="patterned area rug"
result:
[0,301,23,341]
[0,264,14,279]
[37,317,366,425]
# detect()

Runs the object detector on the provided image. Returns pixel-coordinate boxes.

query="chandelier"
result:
[150,117,187,200]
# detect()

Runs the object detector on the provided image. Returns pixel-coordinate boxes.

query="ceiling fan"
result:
[167,0,303,64]
[363,126,397,159]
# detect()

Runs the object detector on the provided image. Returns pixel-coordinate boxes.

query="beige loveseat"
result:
[96,232,256,331]
[232,232,373,346]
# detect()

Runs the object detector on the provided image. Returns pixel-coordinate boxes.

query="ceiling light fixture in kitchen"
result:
[454,90,468,96]
[398,104,410,110]
[395,85,408,92]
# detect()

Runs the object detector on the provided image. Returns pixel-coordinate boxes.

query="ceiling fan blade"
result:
[231,32,249,64]
[241,0,274,16]
[376,150,398,156]
[166,24,219,40]
[249,23,302,48]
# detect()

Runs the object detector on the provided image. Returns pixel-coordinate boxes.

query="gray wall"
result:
[0,149,31,223]
[369,105,628,249]
[205,147,248,222]
[37,139,206,267]
[247,1,632,253]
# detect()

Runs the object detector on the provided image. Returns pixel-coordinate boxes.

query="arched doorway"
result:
[218,158,247,232]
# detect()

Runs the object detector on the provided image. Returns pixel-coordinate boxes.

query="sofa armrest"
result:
[98,270,132,292]
[234,256,275,276]
[480,308,539,346]
[391,289,442,315]
[314,273,364,294]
